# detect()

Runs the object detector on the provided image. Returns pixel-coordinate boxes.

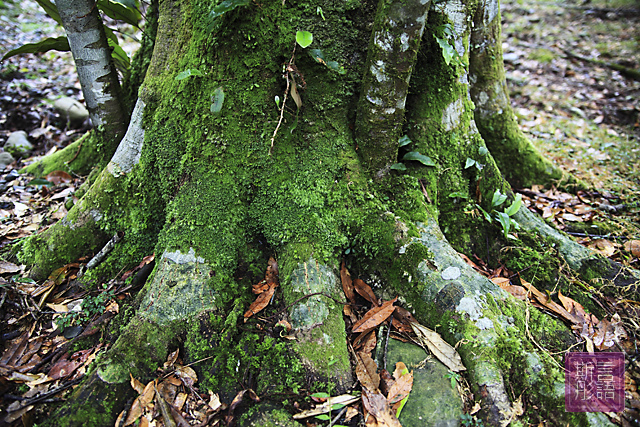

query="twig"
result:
[270,45,297,154]
[329,405,349,427]
[82,232,123,273]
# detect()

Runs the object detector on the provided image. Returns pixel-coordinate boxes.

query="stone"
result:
[384,338,463,427]
[53,96,89,124]
[0,151,15,169]
[4,131,33,157]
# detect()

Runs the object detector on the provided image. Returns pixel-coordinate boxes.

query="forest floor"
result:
[0,0,638,426]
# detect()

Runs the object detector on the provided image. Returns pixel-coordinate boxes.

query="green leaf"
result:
[316,6,325,20]
[113,0,137,8]
[15,277,37,284]
[315,414,330,421]
[398,135,412,147]
[296,31,313,48]
[108,39,130,73]
[476,204,492,223]
[390,163,407,171]
[211,87,225,113]
[435,37,455,66]
[496,211,511,238]
[403,151,436,167]
[478,146,489,156]
[34,0,62,24]
[311,392,330,399]
[448,191,469,199]
[504,193,522,216]
[331,403,345,410]
[97,0,141,26]
[309,49,325,63]
[2,37,70,61]
[27,178,54,187]
[210,0,250,19]
[395,394,410,418]
[326,60,346,74]
[491,189,507,208]
[274,95,280,108]
[175,69,203,81]
[464,157,476,169]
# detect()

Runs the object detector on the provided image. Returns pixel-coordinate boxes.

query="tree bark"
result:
[19,0,637,425]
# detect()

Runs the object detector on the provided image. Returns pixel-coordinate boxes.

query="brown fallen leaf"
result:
[354,278,380,306]
[340,260,356,303]
[410,321,466,372]
[388,362,413,406]
[292,394,360,419]
[46,170,73,186]
[243,282,277,320]
[0,260,20,274]
[352,297,397,333]
[356,351,381,392]
[623,240,640,257]
[265,256,279,283]
[362,388,402,427]
[587,239,616,257]
[491,277,527,301]
[48,349,92,379]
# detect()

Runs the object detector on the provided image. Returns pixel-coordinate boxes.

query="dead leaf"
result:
[164,349,180,370]
[356,351,381,392]
[491,277,527,301]
[362,388,402,427]
[587,239,616,257]
[174,365,198,387]
[0,260,20,274]
[623,240,640,257]
[45,170,72,186]
[292,394,360,419]
[265,256,278,283]
[354,278,380,306]
[243,282,277,320]
[352,298,397,333]
[340,260,356,303]
[410,321,466,372]
[48,348,92,379]
[130,373,145,394]
[290,77,302,109]
[388,362,412,405]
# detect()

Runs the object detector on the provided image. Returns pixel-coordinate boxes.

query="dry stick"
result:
[269,46,297,154]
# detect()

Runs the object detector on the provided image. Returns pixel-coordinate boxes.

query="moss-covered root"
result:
[281,255,353,393]
[468,0,571,189]
[49,317,176,427]
[406,218,611,426]
[515,207,640,287]
[22,131,107,178]
[355,0,431,179]
[19,100,149,280]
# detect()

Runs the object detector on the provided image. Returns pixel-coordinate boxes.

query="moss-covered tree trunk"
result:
[19,0,638,425]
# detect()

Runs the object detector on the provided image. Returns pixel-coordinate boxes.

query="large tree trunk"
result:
[18,0,637,425]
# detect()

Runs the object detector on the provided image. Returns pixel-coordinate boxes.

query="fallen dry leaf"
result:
[587,239,616,257]
[0,260,20,274]
[243,282,277,320]
[340,260,356,303]
[362,388,402,427]
[354,278,380,306]
[292,394,360,419]
[356,351,381,392]
[491,277,527,301]
[352,298,397,333]
[623,240,640,257]
[410,321,466,372]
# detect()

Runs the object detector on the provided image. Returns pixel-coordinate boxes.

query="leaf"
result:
[2,37,70,61]
[587,239,616,257]
[353,278,379,306]
[326,60,346,74]
[623,240,640,257]
[34,0,62,24]
[362,388,402,427]
[390,163,406,171]
[296,31,313,48]
[175,68,203,81]
[340,261,355,303]
[491,277,527,300]
[387,362,412,405]
[491,190,507,208]
[243,282,277,320]
[290,80,302,109]
[46,170,73,186]
[130,373,145,394]
[352,297,397,333]
[496,211,511,238]
[403,151,435,167]
[0,260,21,274]
[398,135,412,147]
[108,39,131,73]
[410,321,466,372]
[211,87,225,113]
[356,352,380,392]
[96,0,141,26]
[265,256,278,283]
[478,146,489,156]
[435,37,455,66]
[464,158,476,169]
[504,193,522,216]
[210,0,250,20]
[309,48,325,63]
[292,395,360,419]
[27,178,54,187]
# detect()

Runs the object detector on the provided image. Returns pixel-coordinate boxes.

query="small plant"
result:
[464,146,489,171]
[477,190,522,239]
[55,289,115,329]
[444,370,460,389]
[461,413,485,426]
[391,135,436,171]
[434,23,464,67]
